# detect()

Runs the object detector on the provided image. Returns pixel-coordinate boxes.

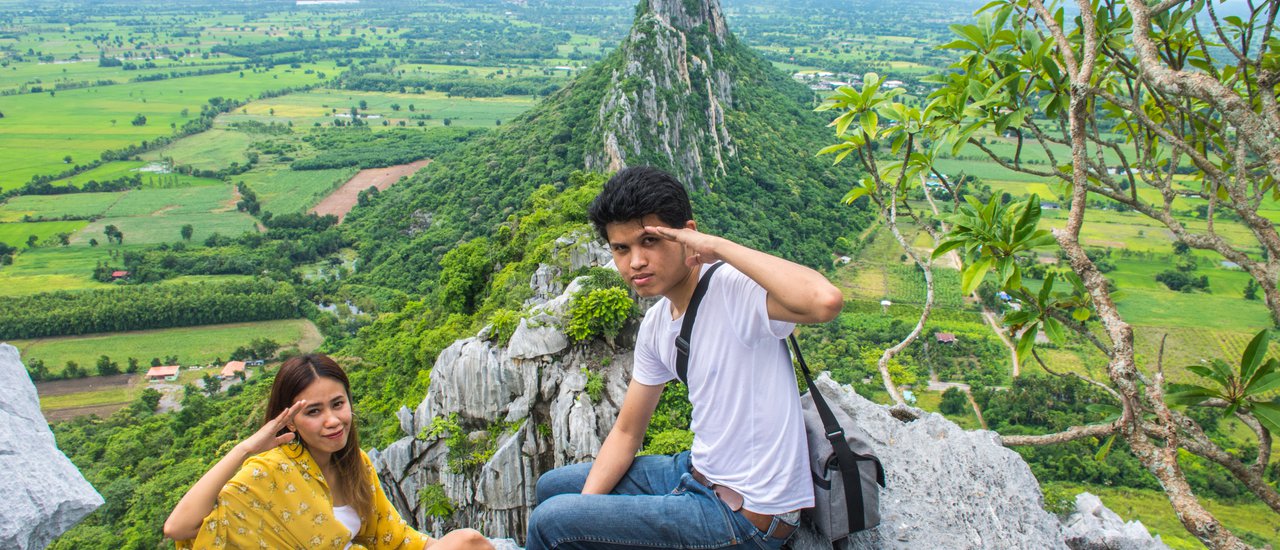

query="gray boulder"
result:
[1062,492,1169,550]
[787,374,1068,550]
[0,344,104,549]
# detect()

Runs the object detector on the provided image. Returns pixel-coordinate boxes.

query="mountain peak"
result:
[637,0,729,44]
[586,0,737,188]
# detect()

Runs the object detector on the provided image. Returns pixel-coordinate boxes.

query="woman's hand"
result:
[164,399,309,541]
[236,400,306,456]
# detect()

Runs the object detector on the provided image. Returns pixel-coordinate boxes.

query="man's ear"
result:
[684,220,697,231]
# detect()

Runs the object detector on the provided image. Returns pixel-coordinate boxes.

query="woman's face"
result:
[288,376,352,463]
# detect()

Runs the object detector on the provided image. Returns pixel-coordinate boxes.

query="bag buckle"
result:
[676,336,690,356]
[826,428,845,441]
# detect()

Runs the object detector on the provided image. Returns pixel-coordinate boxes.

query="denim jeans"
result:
[526,451,792,550]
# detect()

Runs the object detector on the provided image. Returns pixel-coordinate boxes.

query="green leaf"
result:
[962,256,994,295]
[1246,368,1280,395]
[816,142,852,157]
[1071,307,1091,322]
[1186,364,1221,382]
[833,111,856,137]
[1094,434,1116,461]
[1248,401,1280,435]
[1239,329,1270,385]
[1044,316,1066,345]
[861,111,879,139]
[1038,272,1056,305]
[932,239,966,259]
[1015,323,1037,363]
[1164,383,1219,406]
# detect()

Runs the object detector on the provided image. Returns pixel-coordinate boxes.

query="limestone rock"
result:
[507,318,569,361]
[1062,493,1169,550]
[0,344,104,549]
[551,232,611,273]
[786,374,1068,550]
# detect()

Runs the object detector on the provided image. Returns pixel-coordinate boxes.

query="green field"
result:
[39,383,137,412]
[140,127,255,171]
[1106,258,1272,331]
[222,88,537,129]
[0,220,89,247]
[1044,482,1280,549]
[239,166,358,214]
[0,193,122,222]
[9,318,319,375]
[0,62,338,191]
[0,245,124,295]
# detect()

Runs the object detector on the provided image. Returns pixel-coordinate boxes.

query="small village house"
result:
[146,365,179,382]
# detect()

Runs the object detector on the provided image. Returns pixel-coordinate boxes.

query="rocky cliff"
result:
[0,344,104,549]
[371,242,1168,549]
[586,0,736,188]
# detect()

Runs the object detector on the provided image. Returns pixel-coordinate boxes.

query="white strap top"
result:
[333,505,361,549]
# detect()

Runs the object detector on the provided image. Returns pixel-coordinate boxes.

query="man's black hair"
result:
[588,166,693,241]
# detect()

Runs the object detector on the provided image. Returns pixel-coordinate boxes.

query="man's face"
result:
[604,214,694,298]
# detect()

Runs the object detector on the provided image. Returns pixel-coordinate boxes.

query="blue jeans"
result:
[526,452,792,550]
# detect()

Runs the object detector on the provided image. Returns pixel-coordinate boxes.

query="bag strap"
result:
[787,334,886,533]
[675,261,724,385]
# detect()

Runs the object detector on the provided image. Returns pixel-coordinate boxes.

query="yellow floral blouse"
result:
[176,446,433,550]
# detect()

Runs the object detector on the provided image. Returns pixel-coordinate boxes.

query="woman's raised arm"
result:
[162,400,306,541]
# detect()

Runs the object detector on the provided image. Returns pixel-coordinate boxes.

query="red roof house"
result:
[146,365,180,381]
[935,332,957,344]
[220,360,246,379]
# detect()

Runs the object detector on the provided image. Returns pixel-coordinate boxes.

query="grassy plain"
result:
[9,318,318,375]
[224,89,537,128]
[0,245,123,295]
[239,166,358,214]
[0,62,337,191]
[0,220,88,246]
[1044,482,1279,549]
[0,193,122,222]
[140,127,255,170]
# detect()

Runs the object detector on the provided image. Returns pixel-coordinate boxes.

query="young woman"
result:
[164,353,492,550]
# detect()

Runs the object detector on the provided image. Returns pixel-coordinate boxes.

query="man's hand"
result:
[644,225,726,267]
[647,224,843,324]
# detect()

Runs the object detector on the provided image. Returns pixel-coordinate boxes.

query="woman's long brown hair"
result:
[265,354,372,521]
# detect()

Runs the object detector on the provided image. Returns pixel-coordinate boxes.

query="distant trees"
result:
[229,338,280,361]
[130,114,146,126]
[0,279,303,339]
[180,224,194,241]
[103,225,123,245]
[95,355,120,376]
[26,235,38,248]
[200,373,220,397]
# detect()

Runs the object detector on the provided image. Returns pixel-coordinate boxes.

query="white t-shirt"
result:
[632,263,814,514]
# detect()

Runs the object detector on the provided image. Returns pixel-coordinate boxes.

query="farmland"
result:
[0,63,338,191]
[11,318,319,377]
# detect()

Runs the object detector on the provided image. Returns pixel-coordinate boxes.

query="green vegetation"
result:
[15,319,315,377]
[0,278,303,339]
[1044,482,1280,550]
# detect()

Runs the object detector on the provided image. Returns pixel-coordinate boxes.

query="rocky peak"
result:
[586,0,737,189]
[639,0,729,43]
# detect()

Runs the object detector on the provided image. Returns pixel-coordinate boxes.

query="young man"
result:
[525,167,843,550]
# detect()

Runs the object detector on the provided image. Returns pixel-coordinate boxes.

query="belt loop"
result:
[763,516,780,539]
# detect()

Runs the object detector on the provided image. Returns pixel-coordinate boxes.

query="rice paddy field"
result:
[221,88,538,129]
[10,318,319,376]
[0,62,338,191]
